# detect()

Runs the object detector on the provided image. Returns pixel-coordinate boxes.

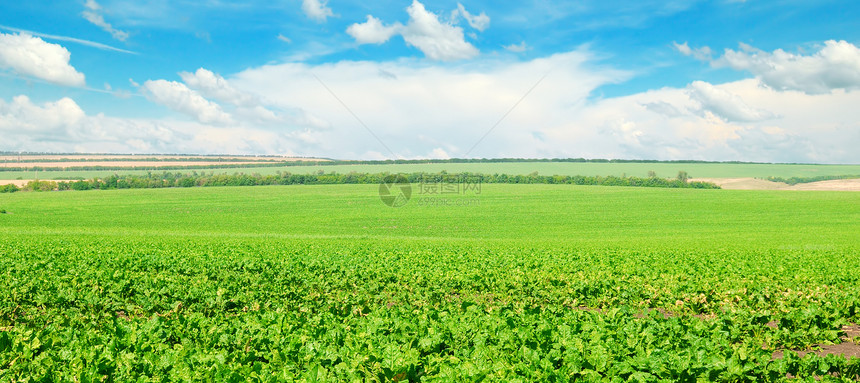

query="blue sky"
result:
[1,0,859,162]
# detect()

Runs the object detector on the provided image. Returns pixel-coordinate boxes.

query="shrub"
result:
[22,180,58,192]
[0,184,20,193]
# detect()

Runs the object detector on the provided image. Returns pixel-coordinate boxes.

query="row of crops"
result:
[2,235,859,381]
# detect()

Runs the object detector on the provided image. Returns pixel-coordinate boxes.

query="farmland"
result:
[3,160,860,183]
[1,184,859,381]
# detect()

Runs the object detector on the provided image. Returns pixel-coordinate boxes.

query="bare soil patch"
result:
[0,154,327,162]
[691,177,790,190]
[1,161,275,168]
[788,179,860,191]
[0,180,34,187]
[692,178,860,191]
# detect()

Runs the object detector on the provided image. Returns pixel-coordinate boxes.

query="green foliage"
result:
[0,184,18,193]
[1,185,859,381]
[21,180,58,192]
[16,171,722,192]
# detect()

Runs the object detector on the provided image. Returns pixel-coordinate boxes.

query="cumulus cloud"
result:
[714,40,860,94]
[0,94,314,155]
[347,16,401,45]
[5,43,860,163]
[591,78,860,162]
[141,80,233,125]
[673,41,712,61]
[346,1,480,61]
[82,0,129,41]
[687,80,775,122]
[179,68,258,107]
[0,95,85,136]
[138,68,332,131]
[452,3,490,32]
[0,32,86,86]
[401,1,478,61]
[225,51,860,163]
[178,68,291,124]
[231,49,628,159]
[301,0,334,22]
[0,95,185,153]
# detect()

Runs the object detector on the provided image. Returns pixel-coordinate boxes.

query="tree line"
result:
[0,171,719,193]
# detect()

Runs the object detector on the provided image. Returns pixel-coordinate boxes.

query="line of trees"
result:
[1,171,720,193]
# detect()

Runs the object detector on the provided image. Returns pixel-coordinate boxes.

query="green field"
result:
[2,185,860,381]
[3,161,860,181]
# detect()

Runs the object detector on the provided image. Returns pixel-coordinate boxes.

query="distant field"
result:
[5,184,859,244]
[0,154,322,162]
[2,161,860,181]
[1,184,859,380]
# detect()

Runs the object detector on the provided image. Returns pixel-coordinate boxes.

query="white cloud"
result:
[401,1,479,61]
[277,34,292,43]
[225,50,860,163]
[82,0,129,41]
[0,95,171,151]
[641,101,683,117]
[0,94,311,155]
[504,41,527,53]
[687,80,775,122]
[232,49,628,159]
[179,68,258,107]
[713,40,860,94]
[178,68,290,125]
[588,78,860,162]
[141,79,233,125]
[673,41,712,61]
[301,0,334,22]
[346,1,479,61]
[0,95,84,136]
[453,3,490,32]
[84,0,100,11]
[347,16,402,45]
[428,147,451,159]
[0,32,86,86]
[5,42,860,163]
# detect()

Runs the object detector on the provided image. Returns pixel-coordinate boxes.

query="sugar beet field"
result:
[1,184,859,381]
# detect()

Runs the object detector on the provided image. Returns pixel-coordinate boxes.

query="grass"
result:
[2,184,859,380]
[2,184,858,247]
[3,161,860,181]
